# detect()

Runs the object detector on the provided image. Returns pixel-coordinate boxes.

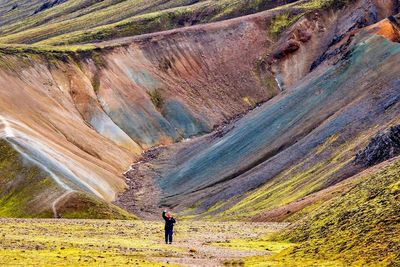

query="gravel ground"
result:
[0,219,287,266]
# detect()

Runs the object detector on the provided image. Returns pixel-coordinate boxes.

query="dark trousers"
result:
[165,229,173,244]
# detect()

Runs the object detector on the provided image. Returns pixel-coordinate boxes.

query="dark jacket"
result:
[162,211,176,231]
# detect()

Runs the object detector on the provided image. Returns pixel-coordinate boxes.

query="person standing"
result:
[162,210,176,244]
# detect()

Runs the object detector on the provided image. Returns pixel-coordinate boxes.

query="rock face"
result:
[266,0,400,90]
[33,0,67,14]
[355,124,400,167]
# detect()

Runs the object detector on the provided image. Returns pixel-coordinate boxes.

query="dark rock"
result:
[355,125,400,167]
[33,0,67,15]
[388,15,400,28]
[298,29,312,42]
[310,34,354,71]
[272,41,301,60]
[9,4,18,11]
[384,94,400,110]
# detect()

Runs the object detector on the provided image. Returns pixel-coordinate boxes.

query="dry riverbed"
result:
[0,219,289,266]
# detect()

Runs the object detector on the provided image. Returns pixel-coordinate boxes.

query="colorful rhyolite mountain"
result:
[0,0,399,264]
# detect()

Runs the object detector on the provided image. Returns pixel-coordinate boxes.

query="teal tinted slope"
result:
[154,31,400,214]
[162,100,211,138]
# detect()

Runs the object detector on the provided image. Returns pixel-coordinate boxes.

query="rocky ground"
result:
[355,124,400,167]
[0,219,288,267]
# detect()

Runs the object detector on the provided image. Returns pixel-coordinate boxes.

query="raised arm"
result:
[162,210,167,221]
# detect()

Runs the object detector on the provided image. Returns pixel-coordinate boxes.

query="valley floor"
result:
[0,218,342,267]
[0,219,286,267]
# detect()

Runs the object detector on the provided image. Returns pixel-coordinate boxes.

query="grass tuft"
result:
[147,89,164,109]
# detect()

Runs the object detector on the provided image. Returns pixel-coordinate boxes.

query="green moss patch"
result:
[269,12,304,38]
[147,89,164,110]
[276,159,400,266]
[0,140,57,217]
[0,219,281,266]
[58,192,135,220]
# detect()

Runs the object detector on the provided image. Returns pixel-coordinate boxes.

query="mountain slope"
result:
[273,158,400,266]
[119,11,400,218]
[0,0,295,217]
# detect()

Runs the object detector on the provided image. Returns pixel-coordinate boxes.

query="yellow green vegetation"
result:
[267,0,357,38]
[216,232,343,266]
[276,159,400,266]
[0,44,113,74]
[215,235,293,253]
[0,219,172,266]
[0,140,56,218]
[0,0,357,46]
[214,159,400,266]
[209,136,360,220]
[58,192,135,220]
[269,13,304,37]
[0,44,97,71]
[0,0,198,44]
[0,0,359,63]
[0,43,97,55]
[0,0,284,45]
[253,61,281,94]
[0,219,283,266]
[147,89,164,110]
[243,254,343,267]
[266,0,357,38]
[297,0,356,10]
[0,140,135,220]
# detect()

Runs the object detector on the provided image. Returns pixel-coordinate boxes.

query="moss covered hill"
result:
[277,158,400,266]
[0,0,299,45]
[0,0,374,46]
